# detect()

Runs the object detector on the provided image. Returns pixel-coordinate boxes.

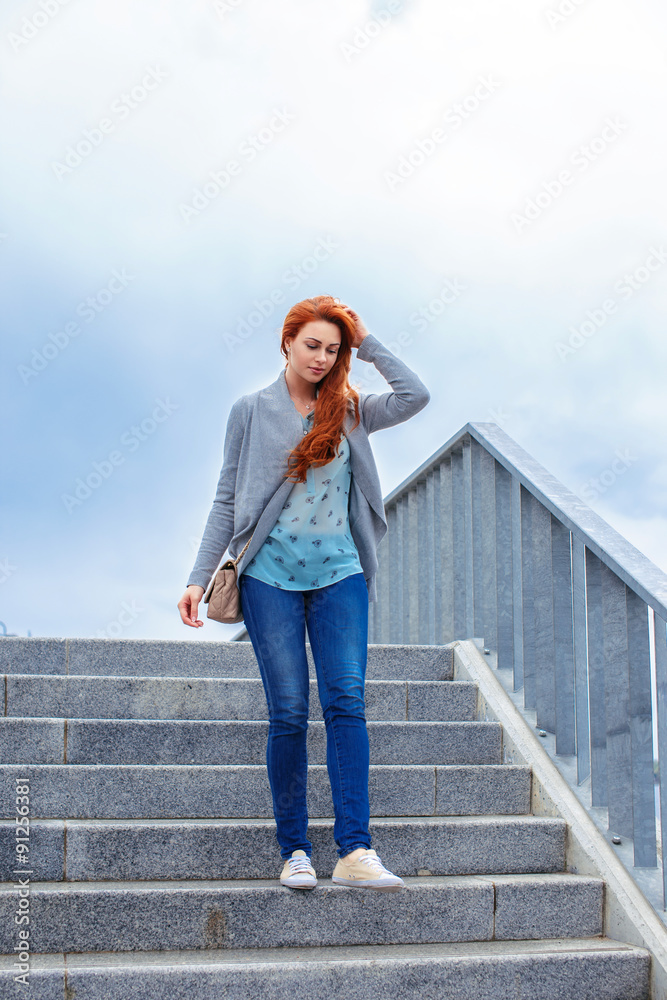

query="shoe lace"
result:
[358,852,389,875]
[288,856,314,874]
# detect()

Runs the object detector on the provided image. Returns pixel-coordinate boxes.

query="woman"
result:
[178,295,430,892]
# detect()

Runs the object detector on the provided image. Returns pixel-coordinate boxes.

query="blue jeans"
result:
[238,570,371,861]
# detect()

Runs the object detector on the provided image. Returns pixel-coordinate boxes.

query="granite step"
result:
[0,873,601,955]
[0,939,650,999]
[0,639,454,681]
[0,763,532,819]
[0,815,566,882]
[0,718,502,765]
[0,636,651,999]
[4,674,477,722]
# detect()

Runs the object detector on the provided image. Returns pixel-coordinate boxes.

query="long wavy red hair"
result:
[281,295,361,484]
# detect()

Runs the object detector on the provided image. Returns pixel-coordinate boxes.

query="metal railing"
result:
[369,421,667,907]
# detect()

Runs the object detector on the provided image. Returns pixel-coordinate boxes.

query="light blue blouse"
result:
[240,408,364,590]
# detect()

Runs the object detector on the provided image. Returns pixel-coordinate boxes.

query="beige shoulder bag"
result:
[203,534,254,624]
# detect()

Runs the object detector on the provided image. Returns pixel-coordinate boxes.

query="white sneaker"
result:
[332,848,405,890]
[280,850,317,889]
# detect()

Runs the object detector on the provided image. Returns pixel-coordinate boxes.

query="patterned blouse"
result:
[240,408,363,590]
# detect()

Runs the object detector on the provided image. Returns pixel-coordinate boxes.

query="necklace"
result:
[285,366,318,411]
[287,385,317,411]
[290,395,315,411]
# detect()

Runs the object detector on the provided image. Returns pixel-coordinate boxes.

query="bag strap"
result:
[232,533,254,566]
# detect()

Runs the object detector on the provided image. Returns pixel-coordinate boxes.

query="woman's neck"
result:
[285,367,318,402]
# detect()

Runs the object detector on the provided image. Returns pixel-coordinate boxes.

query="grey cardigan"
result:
[187,333,431,602]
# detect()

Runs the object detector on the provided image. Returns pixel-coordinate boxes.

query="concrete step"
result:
[0,874,601,955]
[0,815,566,882]
[0,718,502,765]
[4,674,477,722]
[0,639,454,680]
[0,938,650,998]
[0,763,531,819]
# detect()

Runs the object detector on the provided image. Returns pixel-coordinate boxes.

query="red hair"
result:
[280,295,361,484]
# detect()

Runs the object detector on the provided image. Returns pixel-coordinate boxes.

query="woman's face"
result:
[286,320,341,384]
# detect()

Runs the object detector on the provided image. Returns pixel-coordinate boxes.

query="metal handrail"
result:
[369,421,667,909]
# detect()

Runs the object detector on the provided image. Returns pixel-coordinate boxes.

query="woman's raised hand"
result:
[342,306,369,350]
[177,585,205,627]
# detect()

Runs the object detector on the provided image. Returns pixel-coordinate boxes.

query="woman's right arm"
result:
[177,396,247,628]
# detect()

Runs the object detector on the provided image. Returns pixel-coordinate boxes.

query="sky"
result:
[1,0,666,642]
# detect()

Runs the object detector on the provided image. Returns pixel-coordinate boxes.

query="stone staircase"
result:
[0,638,650,998]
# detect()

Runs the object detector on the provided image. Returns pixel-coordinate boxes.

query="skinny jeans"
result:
[238,570,371,861]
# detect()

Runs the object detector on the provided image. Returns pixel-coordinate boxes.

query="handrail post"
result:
[572,536,590,785]
[586,548,608,808]
[601,562,633,841]
[626,589,657,867]
[495,461,514,673]
[533,500,556,734]
[510,476,524,692]
[654,612,667,907]
[520,486,536,710]
[552,518,575,755]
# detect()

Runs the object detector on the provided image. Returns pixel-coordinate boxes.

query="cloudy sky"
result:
[2,0,666,642]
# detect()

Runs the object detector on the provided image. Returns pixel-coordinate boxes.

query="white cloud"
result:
[3,0,667,637]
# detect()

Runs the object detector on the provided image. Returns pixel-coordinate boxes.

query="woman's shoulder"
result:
[234,371,284,409]
[228,394,250,418]
[226,373,286,425]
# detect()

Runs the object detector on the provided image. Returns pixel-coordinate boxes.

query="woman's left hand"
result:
[343,306,369,349]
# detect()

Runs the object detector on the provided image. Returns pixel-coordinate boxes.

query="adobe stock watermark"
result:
[481,405,512,428]
[408,277,467,334]
[8,0,74,54]
[555,245,667,360]
[545,0,590,29]
[339,0,402,62]
[17,268,135,384]
[0,558,17,584]
[213,0,246,17]
[93,600,144,638]
[61,397,179,513]
[13,778,31,986]
[51,67,168,179]
[578,448,637,504]
[179,108,296,224]
[511,117,628,234]
[357,275,468,386]
[189,535,204,555]
[224,236,339,352]
[384,75,501,192]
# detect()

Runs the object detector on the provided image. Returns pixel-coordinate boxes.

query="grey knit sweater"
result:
[187,333,431,602]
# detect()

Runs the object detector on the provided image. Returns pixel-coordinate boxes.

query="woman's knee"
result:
[268,696,309,732]
[321,692,367,725]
